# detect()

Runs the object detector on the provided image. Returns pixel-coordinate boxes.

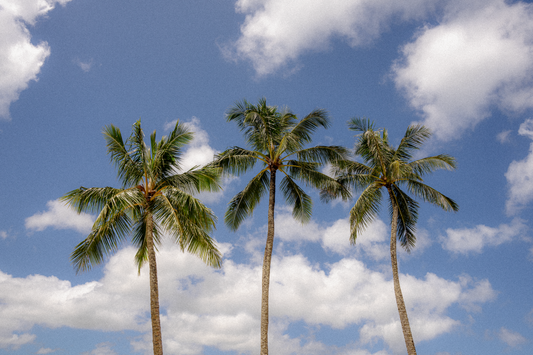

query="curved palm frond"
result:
[104,125,144,186]
[128,120,151,182]
[279,174,313,223]
[131,212,163,272]
[407,180,459,212]
[151,120,194,178]
[291,145,348,165]
[409,155,456,176]
[214,147,263,176]
[349,184,383,244]
[71,191,137,273]
[224,169,270,231]
[389,185,419,251]
[394,124,431,162]
[277,109,329,154]
[153,189,221,267]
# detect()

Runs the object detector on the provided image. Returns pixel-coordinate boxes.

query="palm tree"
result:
[62,120,222,355]
[322,118,458,355]
[213,98,347,355]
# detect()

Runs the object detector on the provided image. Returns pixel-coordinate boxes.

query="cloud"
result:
[506,119,533,214]
[440,219,527,254]
[36,348,57,354]
[0,231,8,239]
[0,223,495,354]
[496,130,512,144]
[25,199,94,234]
[227,0,441,76]
[74,57,94,72]
[498,327,527,348]
[0,0,72,119]
[82,342,117,355]
[393,0,533,141]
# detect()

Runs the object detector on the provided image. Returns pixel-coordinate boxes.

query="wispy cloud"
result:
[498,327,527,348]
[74,57,94,72]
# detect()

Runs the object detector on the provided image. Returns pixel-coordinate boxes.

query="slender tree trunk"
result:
[146,212,164,355]
[389,196,417,355]
[260,170,276,355]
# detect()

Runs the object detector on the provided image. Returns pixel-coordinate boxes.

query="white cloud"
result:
[25,199,94,234]
[506,119,533,214]
[0,230,8,239]
[228,0,441,76]
[36,348,57,354]
[82,342,117,355]
[0,225,495,354]
[74,57,93,72]
[393,0,533,141]
[496,130,512,144]
[440,219,527,254]
[498,327,527,348]
[0,0,72,119]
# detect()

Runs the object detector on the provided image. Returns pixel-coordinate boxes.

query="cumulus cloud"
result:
[227,0,442,76]
[0,222,495,354]
[393,0,533,141]
[498,327,527,348]
[440,219,527,254]
[272,207,389,260]
[506,118,533,214]
[0,0,72,119]
[25,199,94,234]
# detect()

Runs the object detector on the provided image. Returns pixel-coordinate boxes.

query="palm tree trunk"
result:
[389,196,417,355]
[260,170,276,355]
[146,212,164,355]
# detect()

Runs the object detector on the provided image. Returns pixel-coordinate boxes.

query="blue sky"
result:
[1,0,533,354]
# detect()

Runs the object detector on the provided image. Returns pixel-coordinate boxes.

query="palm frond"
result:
[280,174,313,223]
[409,155,456,176]
[407,180,459,212]
[103,125,143,186]
[213,147,262,176]
[389,185,419,251]
[225,169,270,231]
[349,184,383,244]
[291,145,348,165]
[394,124,431,162]
[153,191,221,268]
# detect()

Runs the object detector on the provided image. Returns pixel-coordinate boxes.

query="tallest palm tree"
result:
[323,118,458,355]
[62,120,222,355]
[214,99,347,355]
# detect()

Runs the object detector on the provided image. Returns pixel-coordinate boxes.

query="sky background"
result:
[1,0,533,354]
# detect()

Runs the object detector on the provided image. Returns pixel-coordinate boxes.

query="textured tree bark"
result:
[146,212,164,355]
[260,170,276,355]
[389,198,417,355]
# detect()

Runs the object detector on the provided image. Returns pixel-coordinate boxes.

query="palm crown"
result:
[324,117,459,249]
[215,98,348,228]
[62,120,222,272]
